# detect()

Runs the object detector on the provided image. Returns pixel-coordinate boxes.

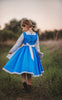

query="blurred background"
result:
[0,0,62,100]
[0,0,62,42]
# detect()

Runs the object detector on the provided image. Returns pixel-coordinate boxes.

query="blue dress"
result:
[2,32,44,77]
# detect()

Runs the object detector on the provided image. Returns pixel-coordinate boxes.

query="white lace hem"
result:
[2,68,44,77]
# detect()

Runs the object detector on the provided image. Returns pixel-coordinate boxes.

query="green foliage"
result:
[4,18,20,33]
[39,29,62,40]
[0,18,62,41]
[0,29,18,41]
[4,18,37,34]
[0,18,37,42]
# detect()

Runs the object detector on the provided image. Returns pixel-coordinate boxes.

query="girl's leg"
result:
[21,73,26,83]
[27,73,32,85]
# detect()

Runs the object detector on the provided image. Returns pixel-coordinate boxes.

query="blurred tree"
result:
[4,18,37,35]
[1,18,62,41]
[4,18,19,33]
[53,29,58,40]
[57,30,62,39]
[0,25,1,30]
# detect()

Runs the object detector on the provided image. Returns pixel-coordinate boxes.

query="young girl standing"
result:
[2,19,44,92]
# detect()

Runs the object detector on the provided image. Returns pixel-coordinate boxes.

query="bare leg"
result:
[21,73,26,83]
[27,73,32,85]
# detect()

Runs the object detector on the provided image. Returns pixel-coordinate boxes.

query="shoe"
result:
[27,84,32,93]
[27,84,32,88]
[23,82,27,90]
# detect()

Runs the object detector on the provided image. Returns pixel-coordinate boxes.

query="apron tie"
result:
[22,43,35,61]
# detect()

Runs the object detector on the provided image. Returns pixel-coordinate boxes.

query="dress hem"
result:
[2,68,44,77]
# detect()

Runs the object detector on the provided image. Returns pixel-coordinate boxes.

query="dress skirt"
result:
[2,45,44,77]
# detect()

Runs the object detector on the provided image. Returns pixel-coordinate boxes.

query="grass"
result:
[0,40,62,100]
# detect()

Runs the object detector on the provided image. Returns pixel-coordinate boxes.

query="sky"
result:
[0,0,62,31]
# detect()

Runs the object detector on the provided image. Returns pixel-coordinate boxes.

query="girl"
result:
[2,19,44,92]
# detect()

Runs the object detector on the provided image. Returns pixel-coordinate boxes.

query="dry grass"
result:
[0,40,62,100]
[40,40,62,52]
[0,40,16,46]
[1,39,62,47]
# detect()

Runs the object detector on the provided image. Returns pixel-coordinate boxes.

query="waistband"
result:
[22,43,35,61]
[22,43,35,47]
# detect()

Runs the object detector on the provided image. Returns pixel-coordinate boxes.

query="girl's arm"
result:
[35,34,40,52]
[9,33,24,53]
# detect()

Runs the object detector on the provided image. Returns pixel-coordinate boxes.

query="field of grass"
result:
[0,40,62,100]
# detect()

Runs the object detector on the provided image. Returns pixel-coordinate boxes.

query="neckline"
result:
[25,30,36,36]
[26,34,35,36]
[25,30,34,35]
[25,32,36,36]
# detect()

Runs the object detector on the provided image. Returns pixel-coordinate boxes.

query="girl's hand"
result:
[9,51,12,54]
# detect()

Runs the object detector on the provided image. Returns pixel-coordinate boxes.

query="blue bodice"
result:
[23,32,37,45]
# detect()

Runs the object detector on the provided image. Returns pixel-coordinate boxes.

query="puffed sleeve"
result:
[9,33,24,53]
[35,34,40,52]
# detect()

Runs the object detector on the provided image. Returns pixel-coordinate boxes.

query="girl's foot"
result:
[23,82,27,90]
[27,84,32,93]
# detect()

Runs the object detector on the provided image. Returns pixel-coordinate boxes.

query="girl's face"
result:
[21,25,29,32]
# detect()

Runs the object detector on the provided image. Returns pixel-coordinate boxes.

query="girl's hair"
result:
[21,19,35,29]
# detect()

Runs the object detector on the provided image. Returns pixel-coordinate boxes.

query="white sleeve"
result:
[10,33,24,53]
[35,34,40,52]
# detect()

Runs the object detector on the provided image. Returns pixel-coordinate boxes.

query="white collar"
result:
[26,30,36,35]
